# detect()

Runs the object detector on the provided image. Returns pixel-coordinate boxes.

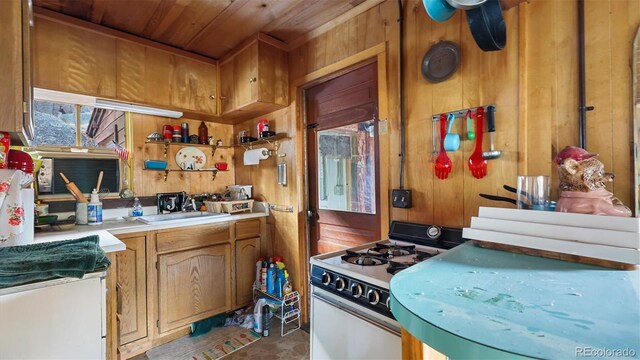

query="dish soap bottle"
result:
[130,197,143,217]
[87,189,103,225]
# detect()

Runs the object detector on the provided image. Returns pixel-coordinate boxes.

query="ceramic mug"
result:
[180,161,195,170]
[215,162,228,171]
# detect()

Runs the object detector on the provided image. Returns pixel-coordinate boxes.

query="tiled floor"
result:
[131,322,310,360]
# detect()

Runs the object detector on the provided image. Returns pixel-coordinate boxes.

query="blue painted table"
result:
[390,242,640,359]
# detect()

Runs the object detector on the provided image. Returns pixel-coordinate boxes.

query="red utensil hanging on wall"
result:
[434,113,453,180]
[468,107,488,179]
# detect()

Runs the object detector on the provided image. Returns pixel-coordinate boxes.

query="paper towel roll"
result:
[243,148,270,165]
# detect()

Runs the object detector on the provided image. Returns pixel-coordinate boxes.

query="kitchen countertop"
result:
[389,242,640,359]
[34,208,269,253]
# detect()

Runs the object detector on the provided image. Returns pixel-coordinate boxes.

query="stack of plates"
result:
[463,207,640,266]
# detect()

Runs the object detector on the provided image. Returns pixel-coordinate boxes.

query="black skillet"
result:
[466,0,506,51]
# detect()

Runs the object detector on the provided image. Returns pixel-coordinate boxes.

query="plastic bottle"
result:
[260,262,268,292]
[255,260,262,288]
[253,298,266,333]
[262,304,270,337]
[130,197,143,217]
[266,264,276,294]
[282,270,292,295]
[87,189,103,225]
[276,268,285,298]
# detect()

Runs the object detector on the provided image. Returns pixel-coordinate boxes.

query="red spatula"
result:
[434,113,452,180]
[468,107,488,179]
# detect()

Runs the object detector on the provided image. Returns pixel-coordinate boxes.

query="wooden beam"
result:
[401,328,424,360]
[183,0,250,51]
[286,0,386,51]
[33,6,217,65]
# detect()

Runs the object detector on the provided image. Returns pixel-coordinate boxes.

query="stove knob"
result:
[385,296,391,309]
[367,289,380,305]
[321,272,332,286]
[351,283,363,298]
[335,277,346,291]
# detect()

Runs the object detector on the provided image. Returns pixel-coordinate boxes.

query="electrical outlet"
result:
[392,189,412,208]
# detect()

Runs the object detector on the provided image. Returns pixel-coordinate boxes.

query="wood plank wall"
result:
[234,0,640,311]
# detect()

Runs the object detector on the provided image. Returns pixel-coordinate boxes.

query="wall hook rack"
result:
[431,104,496,157]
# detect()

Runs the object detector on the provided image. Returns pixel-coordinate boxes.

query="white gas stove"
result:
[309,221,464,360]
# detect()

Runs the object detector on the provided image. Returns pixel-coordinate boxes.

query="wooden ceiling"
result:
[33,0,369,59]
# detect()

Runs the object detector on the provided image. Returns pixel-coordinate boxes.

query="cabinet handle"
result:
[249,77,257,84]
[209,95,215,100]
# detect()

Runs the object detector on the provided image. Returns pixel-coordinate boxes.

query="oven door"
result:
[311,287,401,360]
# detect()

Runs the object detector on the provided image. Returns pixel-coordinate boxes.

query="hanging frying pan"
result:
[466,0,506,51]
[421,41,461,83]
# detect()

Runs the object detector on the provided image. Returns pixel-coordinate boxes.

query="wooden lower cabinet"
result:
[115,235,147,346]
[235,237,260,308]
[157,243,232,333]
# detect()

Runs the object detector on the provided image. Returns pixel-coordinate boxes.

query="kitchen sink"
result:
[137,212,230,225]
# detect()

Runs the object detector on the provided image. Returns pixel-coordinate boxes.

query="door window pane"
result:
[317,120,376,214]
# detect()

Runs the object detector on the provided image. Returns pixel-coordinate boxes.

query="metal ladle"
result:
[482,105,502,160]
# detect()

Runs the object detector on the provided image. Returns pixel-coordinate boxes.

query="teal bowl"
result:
[423,0,457,22]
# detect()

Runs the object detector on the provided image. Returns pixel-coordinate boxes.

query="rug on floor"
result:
[146,326,261,360]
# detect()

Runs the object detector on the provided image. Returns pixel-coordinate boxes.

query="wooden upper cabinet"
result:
[219,36,288,120]
[115,235,147,346]
[116,40,217,115]
[157,243,232,333]
[0,0,33,145]
[33,18,116,98]
[170,56,217,115]
[219,59,234,114]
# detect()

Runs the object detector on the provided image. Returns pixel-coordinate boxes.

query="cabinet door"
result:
[116,236,147,345]
[219,59,234,114]
[170,56,217,114]
[235,237,260,308]
[233,42,258,109]
[157,243,231,333]
[33,18,116,97]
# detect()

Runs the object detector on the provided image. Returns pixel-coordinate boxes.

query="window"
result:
[32,100,127,148]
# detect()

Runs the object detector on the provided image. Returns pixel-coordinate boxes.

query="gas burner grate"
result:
[341,250,387,266]
[386,261,410,275]
[415,250,440,262]
[367,242,416,258]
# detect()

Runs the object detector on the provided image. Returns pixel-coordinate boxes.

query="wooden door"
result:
[157,243,231,333]
[306,62,380,255]
[233,42,258,109]
[115,235,147,345]
[219,59,234,114]
[235,237,260,307]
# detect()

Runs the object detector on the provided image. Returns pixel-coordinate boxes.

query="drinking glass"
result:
[517,175,550,210]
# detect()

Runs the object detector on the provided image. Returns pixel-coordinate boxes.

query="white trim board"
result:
[470,217,640,249]
[478,207,640,233]
[462,228,640,265]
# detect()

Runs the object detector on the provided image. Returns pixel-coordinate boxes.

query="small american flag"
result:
[112,140,129,161]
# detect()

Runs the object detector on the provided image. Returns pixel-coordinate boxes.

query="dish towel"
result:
[0,170,31,245]
[0,235,111,288]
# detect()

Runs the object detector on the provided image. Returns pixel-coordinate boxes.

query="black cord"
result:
[397,0,405,189]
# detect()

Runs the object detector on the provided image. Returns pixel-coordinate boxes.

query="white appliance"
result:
[309,221,464,359]
[0,271,107,359]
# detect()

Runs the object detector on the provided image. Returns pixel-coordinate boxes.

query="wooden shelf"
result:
[144,140,232,158]
[143,168,229,182]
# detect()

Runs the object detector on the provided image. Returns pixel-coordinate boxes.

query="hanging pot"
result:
[423,0,457,22]
[466,0,506,51]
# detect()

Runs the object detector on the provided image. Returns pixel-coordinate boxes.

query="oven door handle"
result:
[312,293,400,336]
